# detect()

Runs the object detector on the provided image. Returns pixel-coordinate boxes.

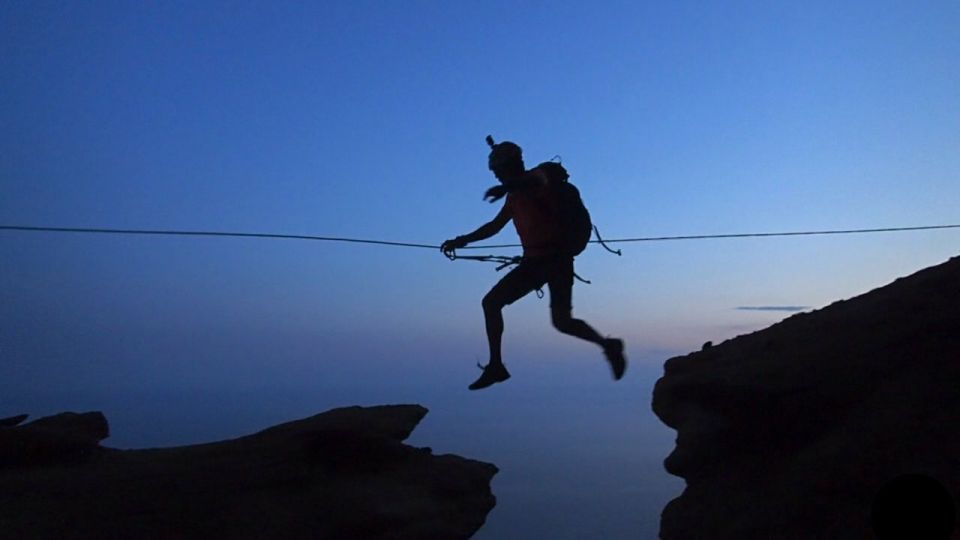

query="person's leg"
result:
[481,291,506,366]
[550,307,604,345]
[547,259,604,344]
[470,261,548,390]
[548,257,627,380]
[481,261,547,365]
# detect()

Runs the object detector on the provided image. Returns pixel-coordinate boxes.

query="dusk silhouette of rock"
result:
[0,415,28,428]
[0,411,108,468]
[653,256,960,539]
[0,405,497,539]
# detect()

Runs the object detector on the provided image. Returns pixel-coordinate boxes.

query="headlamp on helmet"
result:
[486,135,523,172]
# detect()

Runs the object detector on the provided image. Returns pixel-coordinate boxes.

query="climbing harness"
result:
[442,226,624,298]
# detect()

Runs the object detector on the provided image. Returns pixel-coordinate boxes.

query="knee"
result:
[551,309,574,332]
[482,292,503,313]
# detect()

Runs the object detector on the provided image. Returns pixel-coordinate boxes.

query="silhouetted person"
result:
[442,138,626,390]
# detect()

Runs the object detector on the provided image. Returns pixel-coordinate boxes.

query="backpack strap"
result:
[593,225,622,256]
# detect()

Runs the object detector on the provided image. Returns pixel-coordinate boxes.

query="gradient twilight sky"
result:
[2,2,959,538]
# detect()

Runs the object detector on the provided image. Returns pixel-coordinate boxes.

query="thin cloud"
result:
[735,306,810,312]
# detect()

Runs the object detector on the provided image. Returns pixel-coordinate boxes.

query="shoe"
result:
[468,362,511,391]
[603,338,627,380]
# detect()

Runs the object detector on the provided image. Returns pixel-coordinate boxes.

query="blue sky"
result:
[4,2,958,358]
[2,2,959,536]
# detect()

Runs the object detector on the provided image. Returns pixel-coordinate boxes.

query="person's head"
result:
[486,135,525,182]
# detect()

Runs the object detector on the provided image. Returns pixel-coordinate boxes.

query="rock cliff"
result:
[0,405,497,539]
[653,256,960,539]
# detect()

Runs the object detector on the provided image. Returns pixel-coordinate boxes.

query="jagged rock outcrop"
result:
[0,415,29,428]
[653,256,960,539]
[0,405,497,539]
[0,412,109,469]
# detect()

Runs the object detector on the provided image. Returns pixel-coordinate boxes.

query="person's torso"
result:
[507,181,560,257]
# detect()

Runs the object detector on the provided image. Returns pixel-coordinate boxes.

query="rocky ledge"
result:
[653,256,960,539]
[0,405,497,539]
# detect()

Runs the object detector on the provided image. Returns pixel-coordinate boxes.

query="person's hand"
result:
[484,184,508,203]
[441,236,468,258]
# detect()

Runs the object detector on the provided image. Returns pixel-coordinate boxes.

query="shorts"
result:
[485,256,574,310]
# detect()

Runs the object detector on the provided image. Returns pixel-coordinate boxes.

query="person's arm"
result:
[460,203,512,243]
[441,203,512,255]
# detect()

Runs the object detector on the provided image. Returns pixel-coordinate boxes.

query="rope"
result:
[604,224,960,244]
[2,223,959,250]
[0,225,438,250]
[468,224,960,249]
[6,222,957,291]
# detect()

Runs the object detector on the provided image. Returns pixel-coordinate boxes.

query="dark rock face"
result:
[653,256,960,539]
[0,405,497,539]
[0,415,29,428]
[0,411,109,468]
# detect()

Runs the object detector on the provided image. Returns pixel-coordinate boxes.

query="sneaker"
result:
[468,362,511,391]
[603,338,627,380]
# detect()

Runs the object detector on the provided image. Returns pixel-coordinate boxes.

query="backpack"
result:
[533,160,593,257]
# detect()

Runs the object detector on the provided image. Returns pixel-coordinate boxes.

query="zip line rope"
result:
[2,223,959,250]
[0,225,438,250]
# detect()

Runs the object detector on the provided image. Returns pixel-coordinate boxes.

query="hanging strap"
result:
[593,225,622,256]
